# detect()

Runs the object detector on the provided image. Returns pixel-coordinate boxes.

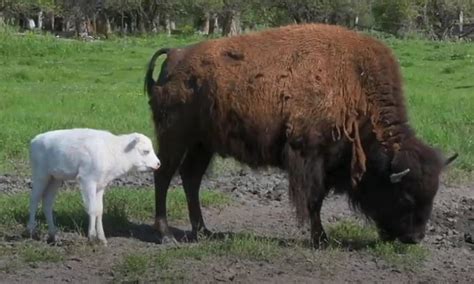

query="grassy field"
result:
[0,30,472,176]
[0,30,203,173]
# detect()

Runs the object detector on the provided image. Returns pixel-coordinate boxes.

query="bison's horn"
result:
[444,153,458,167]
[390,168,410,183]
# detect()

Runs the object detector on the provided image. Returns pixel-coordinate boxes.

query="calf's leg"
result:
[79,179,99,243]
[95,188,107,245]
[27,174,51,239]
[42,178,62,244]
[179,144,213,240]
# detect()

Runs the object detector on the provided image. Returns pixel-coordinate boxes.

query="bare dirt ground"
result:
[0,161,473,283]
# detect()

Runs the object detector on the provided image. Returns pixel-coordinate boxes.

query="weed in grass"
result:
[18,243,63,263]
[400,61,414,68]
[113,253,150,280]
[327,219,378,249]
[370,241,429,270]
[441,66,456,74]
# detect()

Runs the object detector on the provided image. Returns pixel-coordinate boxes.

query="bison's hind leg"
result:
[179,143,214,241]
[154,134,188,245]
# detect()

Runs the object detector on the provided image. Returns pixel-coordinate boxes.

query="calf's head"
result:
[350,141,458,244]
[125,133,161,172]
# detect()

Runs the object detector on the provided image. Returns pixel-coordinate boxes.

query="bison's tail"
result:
[144,48,170,98]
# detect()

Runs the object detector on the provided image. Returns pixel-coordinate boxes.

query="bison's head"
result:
[349,139,458,244]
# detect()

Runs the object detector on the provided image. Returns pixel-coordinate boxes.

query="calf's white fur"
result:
[27,128,160,245]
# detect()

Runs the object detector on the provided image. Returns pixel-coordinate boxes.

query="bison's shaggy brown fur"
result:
[145,24,457,247]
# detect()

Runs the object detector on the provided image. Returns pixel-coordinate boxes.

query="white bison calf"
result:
[27,128,161,245]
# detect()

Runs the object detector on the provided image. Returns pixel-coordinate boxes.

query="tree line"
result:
[1,0,473,39]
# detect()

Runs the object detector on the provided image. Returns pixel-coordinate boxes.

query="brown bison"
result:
[144,24,457,247]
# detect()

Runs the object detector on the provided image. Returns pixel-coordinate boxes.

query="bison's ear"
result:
[444,153,458,167]
[125,136,140,152]
[390,168,410,183]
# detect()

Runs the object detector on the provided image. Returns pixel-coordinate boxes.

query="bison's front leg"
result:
[308,192,328,249]
[307,156,330,249]
[287,145,329,249]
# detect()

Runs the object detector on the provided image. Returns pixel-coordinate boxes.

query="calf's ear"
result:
[124,136,140,152]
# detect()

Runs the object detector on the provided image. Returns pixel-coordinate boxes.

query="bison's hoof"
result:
[196,228,213,239]
[313,239,329,250]
[312,233,329,249]
[161,235,178,246]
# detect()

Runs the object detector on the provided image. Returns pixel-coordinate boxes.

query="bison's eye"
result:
[401,192,415,208]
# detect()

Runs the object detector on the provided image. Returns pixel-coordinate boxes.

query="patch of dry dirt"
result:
[1,164,473,283]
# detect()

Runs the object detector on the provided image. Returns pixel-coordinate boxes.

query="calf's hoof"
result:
[98,238,108,247]
[23,229,40,240]
[47,234,62,246]
[88,236,107,246]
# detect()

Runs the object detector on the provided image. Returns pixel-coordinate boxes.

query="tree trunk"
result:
[151,14,160,33]
[459,10,463,33]
[37,11,43,30]
[50,12,55,31]
[121,11,125,34]
[0,12,4,26]
[96,11,108,38]
[105,16,111,36]
[222,10,241,37]
[65,18,71,32]
[213,16,219,33]
[138,12,146,34]
[129,14,135,34]
[165,14,172,35]
[202,11,210,34]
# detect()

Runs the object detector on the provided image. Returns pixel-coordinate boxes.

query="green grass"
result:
[113,232,281,282]
[0,31,202,173]
[370,241,429,269]
[389,39,474,174]
[18,243,63,263]
[327,220,429,270]
[0,31,472,178]
[0,242,63,265]
[0,186,230,236]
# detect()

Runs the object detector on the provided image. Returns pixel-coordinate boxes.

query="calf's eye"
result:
[143,150,150,155]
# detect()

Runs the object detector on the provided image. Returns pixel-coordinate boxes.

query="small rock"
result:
[464,232,473,244]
